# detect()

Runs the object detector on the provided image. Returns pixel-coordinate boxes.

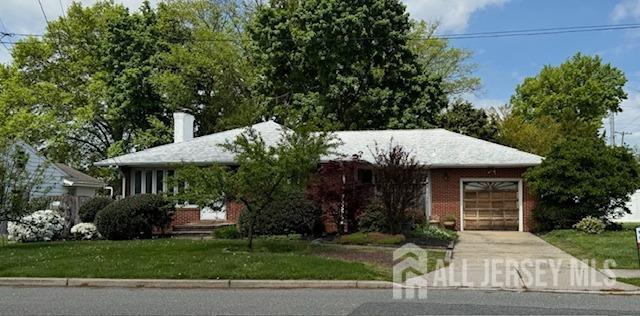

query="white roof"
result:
[95,121,542,168]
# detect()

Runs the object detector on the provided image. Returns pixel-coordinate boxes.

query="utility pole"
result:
[616,131,631,147]
[610,112,616,146]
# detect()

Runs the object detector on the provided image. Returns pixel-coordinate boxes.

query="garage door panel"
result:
[463,181,519,231]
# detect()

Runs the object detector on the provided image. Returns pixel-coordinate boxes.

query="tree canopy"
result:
[250,0,448,130]
[437,101,497,141]
[511,53,627,137]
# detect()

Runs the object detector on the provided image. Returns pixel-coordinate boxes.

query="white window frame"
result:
[459,178,524,232]
[130,169,176,195]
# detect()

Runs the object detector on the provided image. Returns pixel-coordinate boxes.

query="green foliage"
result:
[0,142,49,222]
[213,225,241,239]
[95,194,174,240]
[152,0,259,135]
[358,203,388,233]
[337,232,405,245]
[526,137,640,230]
[78,197,114,223]
[26,197,52,213]
[573,216,606,234]
[250,0,448,130]
[238,191,322,237]
[438,101,497,141]
[496,113,563,156]
[408,21,480,96]
[511,53,627,137]
[174,126,335,249]
[409,224,459,241]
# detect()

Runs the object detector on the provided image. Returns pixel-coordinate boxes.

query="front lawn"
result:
[0,239,443,280]
[540,226,640,269]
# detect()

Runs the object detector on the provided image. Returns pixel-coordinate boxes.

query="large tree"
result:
[152,0,259,136]
[511,53,627,137]
[1,1,168,169]
[250,0,448,130]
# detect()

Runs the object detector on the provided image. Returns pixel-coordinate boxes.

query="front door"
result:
[463,181,519,231]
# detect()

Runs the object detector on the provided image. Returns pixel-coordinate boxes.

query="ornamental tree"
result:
[525,137,640,230]
[371,143,428,233]
[173,126,335,250]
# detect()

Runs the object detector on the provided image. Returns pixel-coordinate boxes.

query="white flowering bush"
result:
[70,223,101,240]
[8,210,65,242]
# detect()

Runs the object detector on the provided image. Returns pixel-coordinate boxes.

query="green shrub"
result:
[573,216,605,234]
[95,194,174,240]
[358,203,388,232]
[213,225,241,239]
[238,191,322,236]
[79,197,114,223]
[409,225,458,241]
[337,232,405,245]
[26,197,51,212]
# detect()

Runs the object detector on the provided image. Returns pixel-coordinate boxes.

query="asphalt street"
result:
[1,287,639,315]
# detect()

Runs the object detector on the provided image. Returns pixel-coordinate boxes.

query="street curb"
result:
[0,278,638,294]
[0,278,393,290]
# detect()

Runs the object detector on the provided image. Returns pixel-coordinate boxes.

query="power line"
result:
[1,22,640,43]
[36,0,50,25]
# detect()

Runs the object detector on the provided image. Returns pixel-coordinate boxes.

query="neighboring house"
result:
[0,141,106,234]
[12,141,106,198]
[615,190,640,223]
[95,113,543,232]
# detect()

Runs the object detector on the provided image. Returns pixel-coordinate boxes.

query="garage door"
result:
[463,181,519,231]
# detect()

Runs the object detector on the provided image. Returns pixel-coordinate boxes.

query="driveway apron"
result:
[415,231,638,291]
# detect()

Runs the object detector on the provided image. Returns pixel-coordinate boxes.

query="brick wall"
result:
[429,168,536,232]
[173,208,200,226]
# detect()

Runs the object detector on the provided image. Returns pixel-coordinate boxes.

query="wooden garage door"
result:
[463,181,519,231]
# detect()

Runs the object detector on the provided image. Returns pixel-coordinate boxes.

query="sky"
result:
[1,0,639,147]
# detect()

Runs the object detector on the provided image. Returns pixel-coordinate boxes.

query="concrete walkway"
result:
[415,231,638,292]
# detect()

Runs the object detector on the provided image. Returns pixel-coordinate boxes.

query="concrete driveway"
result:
[417,231,638,291]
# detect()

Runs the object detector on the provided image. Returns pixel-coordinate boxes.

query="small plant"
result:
[70,223,101,240]
[8,210,65,242]
[79,197,114,223]
[410,224,459,241]
[573,216,606,234]
[213,225,241,239]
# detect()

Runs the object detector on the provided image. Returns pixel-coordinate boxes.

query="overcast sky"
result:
[1,0,639,147]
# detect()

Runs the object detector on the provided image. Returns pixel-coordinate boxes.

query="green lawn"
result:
[0,239,443,280]
[540,226,640,269]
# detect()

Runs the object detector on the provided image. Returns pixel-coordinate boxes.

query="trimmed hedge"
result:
[95,194,174,240]
[238,192,322,236]
[79,196,114,223]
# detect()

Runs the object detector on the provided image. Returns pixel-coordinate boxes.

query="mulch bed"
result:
[314,247,395,268]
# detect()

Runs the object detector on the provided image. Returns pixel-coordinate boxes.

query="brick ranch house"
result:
[95,113,542,232]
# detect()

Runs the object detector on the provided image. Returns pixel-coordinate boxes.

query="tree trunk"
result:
[248,216,254,252]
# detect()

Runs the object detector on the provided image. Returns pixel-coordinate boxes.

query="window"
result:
[167,170,176,194]
[134,171,142,194]
[156,170,164,193]
[145,171,153,193]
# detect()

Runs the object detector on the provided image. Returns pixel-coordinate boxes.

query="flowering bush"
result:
[573,216,605,234]
[70,223,101,240]
[8,210,65,242]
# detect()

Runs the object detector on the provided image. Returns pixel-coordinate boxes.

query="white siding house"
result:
[14,141,106,198]
[616,190,640,223]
